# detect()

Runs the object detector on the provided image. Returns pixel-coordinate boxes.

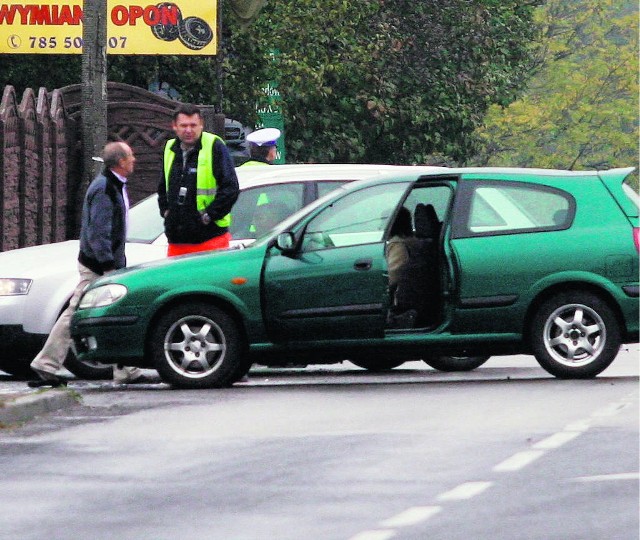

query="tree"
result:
[2,55,81,95]
[471,0,639,174]
[245,0,541,164]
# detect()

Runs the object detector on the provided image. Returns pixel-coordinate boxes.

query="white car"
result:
[0,164,435,378]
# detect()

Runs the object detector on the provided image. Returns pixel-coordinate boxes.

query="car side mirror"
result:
[275,232,296,253]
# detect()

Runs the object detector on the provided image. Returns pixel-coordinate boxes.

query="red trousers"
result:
[167,232,231,257]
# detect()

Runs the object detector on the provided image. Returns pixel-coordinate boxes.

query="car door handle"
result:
[353,258,372,271]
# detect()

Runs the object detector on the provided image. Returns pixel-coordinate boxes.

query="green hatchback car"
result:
[71,166,639,389]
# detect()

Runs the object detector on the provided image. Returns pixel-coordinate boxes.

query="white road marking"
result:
[563,419,591,432]
[347,530,396,540]
[493,450,545,472]
[532,431,581,449]
[58,416,116,420]
[572,472,639,482]
[437,481,493,501]
[379,506,442,527]
[591,402,629,417]
[349,395,636,540]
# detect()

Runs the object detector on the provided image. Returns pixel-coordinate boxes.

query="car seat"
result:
[392,203,441,327]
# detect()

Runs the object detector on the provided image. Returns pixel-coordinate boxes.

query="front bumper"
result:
[0,325,47,359]
[71,314,151,368]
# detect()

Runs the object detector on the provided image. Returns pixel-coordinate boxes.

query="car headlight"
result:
[78,284,128,309]
[0,278,32,296]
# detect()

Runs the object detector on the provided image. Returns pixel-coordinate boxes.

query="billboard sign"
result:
[0,1,217,54]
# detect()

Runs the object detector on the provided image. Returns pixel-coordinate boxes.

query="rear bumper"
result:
[619,290,639,343]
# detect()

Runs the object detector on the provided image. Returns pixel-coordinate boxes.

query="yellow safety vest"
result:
[164,132,231,228]
[240,160,270,167]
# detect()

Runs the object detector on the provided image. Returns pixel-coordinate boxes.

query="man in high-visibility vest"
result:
[158,104,240,257]
[240,128,281,166]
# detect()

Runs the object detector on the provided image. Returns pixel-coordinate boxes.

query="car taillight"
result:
[634,228,640,252]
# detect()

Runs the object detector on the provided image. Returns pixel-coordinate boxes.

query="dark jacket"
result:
[78,169,127,274]
[157,135,239,244]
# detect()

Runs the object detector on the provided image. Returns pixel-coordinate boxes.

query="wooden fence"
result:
[0,86,76,252]
[0,82,230,253]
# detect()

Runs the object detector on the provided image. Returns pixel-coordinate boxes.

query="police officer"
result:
[240,128,281,166]
[158,104,240,257]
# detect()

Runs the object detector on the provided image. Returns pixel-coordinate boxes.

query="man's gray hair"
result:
[103,142,130,169]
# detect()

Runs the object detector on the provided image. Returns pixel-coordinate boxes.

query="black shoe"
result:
[28,376,68,388]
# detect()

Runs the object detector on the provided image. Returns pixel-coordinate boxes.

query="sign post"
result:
[256,49,285,164]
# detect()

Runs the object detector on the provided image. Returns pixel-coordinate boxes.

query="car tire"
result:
[150,302,250,389]
[349,358,405,371]
[531,291,621,379]
[64,351,114,380]
[422,356,490,372]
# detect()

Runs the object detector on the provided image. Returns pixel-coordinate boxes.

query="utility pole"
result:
[213,0,226,136]
[215,0,224,114]
[79,0,108,228]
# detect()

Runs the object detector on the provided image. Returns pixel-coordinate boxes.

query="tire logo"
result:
[150,3,213,50]
[178,17,214,50]
[150,3,182,42]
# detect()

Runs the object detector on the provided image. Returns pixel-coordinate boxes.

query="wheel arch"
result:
[523,281,625,347]
[143,293,249,362]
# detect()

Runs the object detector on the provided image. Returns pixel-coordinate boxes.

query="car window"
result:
[317,180,350,199]
[466,184,572,234]
[127,195,164,243]
[302,182,410,251]
[622,182,640,210]
[402,185,453,222]
[230,183,305,239]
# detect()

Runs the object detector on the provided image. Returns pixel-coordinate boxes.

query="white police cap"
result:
[246,127,281,146]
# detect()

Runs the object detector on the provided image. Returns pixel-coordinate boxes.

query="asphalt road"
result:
[0,349,638,540]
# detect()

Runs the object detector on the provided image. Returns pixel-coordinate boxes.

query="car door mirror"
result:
[275,232,296,253]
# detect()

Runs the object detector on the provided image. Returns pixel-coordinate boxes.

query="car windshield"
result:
[127,195,164,243]
[127,189,310,245]
[252,183,354,244]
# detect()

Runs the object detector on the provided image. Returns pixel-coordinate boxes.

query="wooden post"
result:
[79,0,108,230]
[215,0,224,114]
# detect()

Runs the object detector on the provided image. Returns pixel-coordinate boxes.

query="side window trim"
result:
[451,180,576,239]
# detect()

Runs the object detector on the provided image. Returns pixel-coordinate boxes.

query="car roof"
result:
[318,166,639,202]
[235,163,447,188]
[447,166,636,178]
[237,164,637,189]
[363,165,638,183]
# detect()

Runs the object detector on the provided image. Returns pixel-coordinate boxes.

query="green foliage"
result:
[472,0,639,177]
[2,55,81,95]
[247,0,541,164]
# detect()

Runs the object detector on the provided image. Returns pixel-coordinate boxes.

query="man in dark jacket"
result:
[29,142,150,386]
[158,104,239,256]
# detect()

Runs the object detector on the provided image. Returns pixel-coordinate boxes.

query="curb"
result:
[0,389,79,427]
